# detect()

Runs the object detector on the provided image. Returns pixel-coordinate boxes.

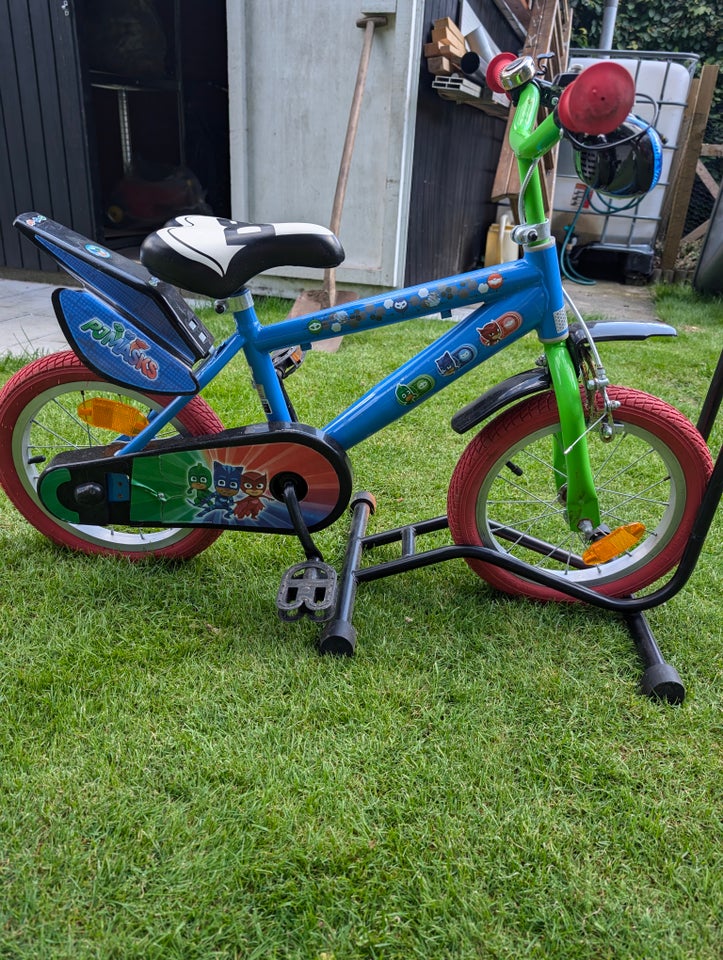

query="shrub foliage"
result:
[570,0,722,148]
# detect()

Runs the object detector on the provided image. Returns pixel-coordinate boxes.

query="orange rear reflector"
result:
[77,398,149,436]
[582,522,646,565]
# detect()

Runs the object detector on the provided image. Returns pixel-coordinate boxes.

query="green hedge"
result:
[570,0,722,148]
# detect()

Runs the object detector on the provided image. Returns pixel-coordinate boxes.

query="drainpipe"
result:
[599,0,619,50]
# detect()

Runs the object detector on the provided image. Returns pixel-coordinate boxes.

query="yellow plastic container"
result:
[484,213,520,266]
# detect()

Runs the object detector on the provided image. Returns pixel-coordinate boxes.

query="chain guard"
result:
[37,422,353,533]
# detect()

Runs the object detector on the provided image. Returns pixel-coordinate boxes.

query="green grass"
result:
[0,284,721,959]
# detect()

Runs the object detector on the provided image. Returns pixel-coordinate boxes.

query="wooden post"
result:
[659,63,719,272]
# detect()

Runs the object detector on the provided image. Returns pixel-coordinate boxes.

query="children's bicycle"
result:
[1,56,720,699]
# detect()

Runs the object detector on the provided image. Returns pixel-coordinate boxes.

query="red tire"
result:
[447,387,712,602]
[0,351,225,560]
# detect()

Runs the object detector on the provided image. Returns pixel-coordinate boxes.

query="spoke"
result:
[486,425,672,575]
[595,438,657,488]
[53,392,96,444]
[490,503,567,543]
[596,476,672,516]
[29,416,91,451]
[490,520,586,568]
[516,446,567,483]
[493,472,562,512]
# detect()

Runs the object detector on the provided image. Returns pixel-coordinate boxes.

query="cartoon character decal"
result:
[197,461,243,519]
[187,461,271,522]
[127,439,347,532]
[233,470,269,520]
[187,461,213,505]
[384,297,409,314]
[435,344,477,377]
[395,373,435,406]
[477,311,522,347]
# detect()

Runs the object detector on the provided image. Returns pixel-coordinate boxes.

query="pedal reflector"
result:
[582,522,646,565]
[77,398,149,436]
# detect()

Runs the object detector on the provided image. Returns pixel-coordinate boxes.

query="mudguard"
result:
[15,213,214,394]
[451,320,677,434]
[53,288,200,395]
[37,423,353,534]
[568,319,677,344]
[451,367,551,434]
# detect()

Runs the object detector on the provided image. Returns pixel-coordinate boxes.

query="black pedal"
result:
[277,561,337,622]
[272,345,305,379]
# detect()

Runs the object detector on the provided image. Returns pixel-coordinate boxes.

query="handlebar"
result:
[484,56,638,230]
[486,56,635,136]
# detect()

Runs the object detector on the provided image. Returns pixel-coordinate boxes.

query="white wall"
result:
[226,0,423,296]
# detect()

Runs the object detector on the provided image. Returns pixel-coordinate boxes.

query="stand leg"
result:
[623,610,685,704]
[317,489,691,701]
[318,492,376,656]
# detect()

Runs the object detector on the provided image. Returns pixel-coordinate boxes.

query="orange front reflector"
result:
[77,398,149,436]
[582,522,646,566]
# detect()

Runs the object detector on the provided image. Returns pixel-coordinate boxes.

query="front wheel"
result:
[447,387,713,602]
[0,351,225,560]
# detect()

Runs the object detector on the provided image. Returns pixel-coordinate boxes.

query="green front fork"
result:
[545,341,601,532]
[510,81,601,533]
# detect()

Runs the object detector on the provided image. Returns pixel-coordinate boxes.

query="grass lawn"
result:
[0,284,721,959]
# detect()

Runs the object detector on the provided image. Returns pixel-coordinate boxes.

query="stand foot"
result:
[640,662,685,705]
[624,610,685,704]
[318,619,357,656]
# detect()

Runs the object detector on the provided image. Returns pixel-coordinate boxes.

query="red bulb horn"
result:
[557,62,635,135]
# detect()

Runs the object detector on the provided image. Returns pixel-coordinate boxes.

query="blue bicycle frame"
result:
[113,69,602,531]
[18,73,598,533]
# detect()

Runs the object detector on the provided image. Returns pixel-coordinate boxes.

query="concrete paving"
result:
[0,277,71,357]
[0,274,659,359]
[562,277,660,324]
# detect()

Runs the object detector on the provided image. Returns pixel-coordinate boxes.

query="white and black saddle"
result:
[141,215,345,300]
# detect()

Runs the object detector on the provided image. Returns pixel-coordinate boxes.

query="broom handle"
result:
[324,15,387,303]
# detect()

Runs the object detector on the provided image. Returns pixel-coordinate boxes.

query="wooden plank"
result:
[427,56,456,76]
[430,32,465,57]
[491,0,532,38]
[490,0,571,212]
[424,41,463,58]
[659,64,719,271]
[696,159,720,199]
[681,219,711,244]
[432,17,465,44]
[701,144,723,158]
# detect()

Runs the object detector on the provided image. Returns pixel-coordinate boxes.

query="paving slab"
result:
[563,278,658,323]
[0,278,70,357]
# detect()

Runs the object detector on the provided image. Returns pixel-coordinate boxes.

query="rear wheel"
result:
[447,387,712,601]
[0,351,224,560]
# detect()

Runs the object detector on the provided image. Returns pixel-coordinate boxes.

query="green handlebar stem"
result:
[508,83,565,230]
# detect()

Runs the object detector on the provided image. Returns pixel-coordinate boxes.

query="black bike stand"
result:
[317,496,688,702]
[623,611,685,704]
[315,346,723,704]
[318,492,378,656]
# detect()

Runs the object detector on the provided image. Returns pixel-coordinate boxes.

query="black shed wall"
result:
[405,0,519,284]
[0,0,99,272]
